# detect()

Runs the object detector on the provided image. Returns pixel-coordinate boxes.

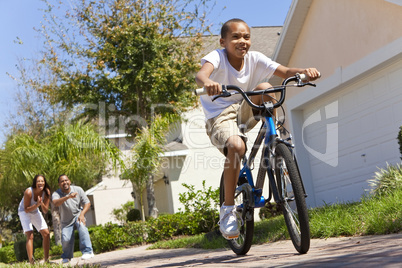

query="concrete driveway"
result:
[52,233,402,267]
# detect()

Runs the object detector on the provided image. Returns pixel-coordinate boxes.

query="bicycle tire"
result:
[274,143,310,254]
[219,172,254,255]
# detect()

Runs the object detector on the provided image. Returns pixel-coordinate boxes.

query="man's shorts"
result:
[206,100,259,155]
[18,210,48,233]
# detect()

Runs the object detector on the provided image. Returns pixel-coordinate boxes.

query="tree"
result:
[120,115,171,220]
[0,121,121,244]
[29,0,213,217]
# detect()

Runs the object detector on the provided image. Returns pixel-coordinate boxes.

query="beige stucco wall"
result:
[92,176,133,225]
[289,0,402,78]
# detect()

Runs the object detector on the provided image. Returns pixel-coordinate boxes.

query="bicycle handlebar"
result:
[195,73,320,110]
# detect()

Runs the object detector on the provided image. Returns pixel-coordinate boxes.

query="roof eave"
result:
[272,0,313,65]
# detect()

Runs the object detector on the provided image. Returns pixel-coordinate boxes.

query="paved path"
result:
[52,233,401,267]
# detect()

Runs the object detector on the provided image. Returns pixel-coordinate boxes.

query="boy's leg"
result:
[224,135,246,205]
[220,135,246,239]
[238,82,276,133]
[251,82,276,116]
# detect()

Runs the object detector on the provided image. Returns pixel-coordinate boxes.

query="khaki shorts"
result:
[206,101,259,155]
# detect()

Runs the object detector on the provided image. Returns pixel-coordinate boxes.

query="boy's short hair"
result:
[221,18,248,38]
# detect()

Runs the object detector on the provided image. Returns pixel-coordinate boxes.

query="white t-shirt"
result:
[200,49,280,119]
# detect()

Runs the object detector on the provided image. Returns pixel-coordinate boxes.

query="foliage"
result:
[258,202,281,220]
[49,245,63,256]
[89,209,219,253]
[13,233,28,262]
[0,120,120,209]
[178,180,220,233]
[368,163,402,196]
[34,0,212,133]
[398,126,402,160]
[0,244,17,264]
[112,201,135,224]
[90,222,145,253]
[127,209,141,222]
[120,115,173,220]
[33,247,44,261]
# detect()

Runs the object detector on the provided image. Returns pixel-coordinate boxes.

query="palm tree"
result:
[121,115,172,221]
[0,120,121,244]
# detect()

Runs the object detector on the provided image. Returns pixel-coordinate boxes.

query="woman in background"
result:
[18,174,51,264]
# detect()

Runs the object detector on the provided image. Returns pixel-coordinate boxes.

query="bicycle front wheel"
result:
[219,172,254,255]
[274,143,310,254]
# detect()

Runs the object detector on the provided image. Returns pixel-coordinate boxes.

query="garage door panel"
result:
[301,60,402,206]
[392,102,402,123]
[388,67,402,91]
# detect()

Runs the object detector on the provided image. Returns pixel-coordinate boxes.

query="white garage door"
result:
[300,60,402,206]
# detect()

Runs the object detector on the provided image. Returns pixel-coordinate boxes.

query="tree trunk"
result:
[50,202,62,245]
[139,193,146,222]
[147,175,158,218]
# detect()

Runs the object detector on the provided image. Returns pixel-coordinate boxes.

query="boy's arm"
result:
[195,62,221,96]
[274,65,320,81]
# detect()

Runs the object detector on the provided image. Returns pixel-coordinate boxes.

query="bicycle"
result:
[195,74,318,255]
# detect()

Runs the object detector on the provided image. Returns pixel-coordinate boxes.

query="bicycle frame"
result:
[237,112,278,207]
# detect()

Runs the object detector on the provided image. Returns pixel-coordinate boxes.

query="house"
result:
[85,26,282,225]
[273,0,402,207]
[86,0,402,225]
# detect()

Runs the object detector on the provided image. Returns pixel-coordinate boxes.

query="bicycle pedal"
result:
[225,234,239,240]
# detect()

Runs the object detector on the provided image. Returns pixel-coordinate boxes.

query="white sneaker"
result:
[81,252,94,260]
[62,258,70,263]
[219,205,240,239]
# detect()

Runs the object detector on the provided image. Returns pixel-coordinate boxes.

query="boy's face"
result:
[220,22,251,61]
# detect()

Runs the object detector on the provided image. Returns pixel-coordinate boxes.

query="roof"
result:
[272,0,312,65]
[161,141,189,157]
[270,0,312,85]
[85,181,105,196]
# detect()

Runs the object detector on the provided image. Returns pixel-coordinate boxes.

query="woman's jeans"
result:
[61,218,93,259]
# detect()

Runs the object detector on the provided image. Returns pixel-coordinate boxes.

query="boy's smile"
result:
[220,21,251,71]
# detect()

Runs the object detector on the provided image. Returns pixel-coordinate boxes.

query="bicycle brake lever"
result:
[212,85,231,101]
[296,81,316,87]
[306,82,317,87]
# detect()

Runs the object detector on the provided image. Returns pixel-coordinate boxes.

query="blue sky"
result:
[0,0,292,144]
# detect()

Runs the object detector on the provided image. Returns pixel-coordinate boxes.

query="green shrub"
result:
[86,182,220,254]
[90,222,144,253]
[370,163,402,196]
[178,180,220,234]
[0,244,17,264]
[112,201,135,224]
[259,202,281,220]
[33,247,44,261]
[127,209,141,222]
[398,126,402,160]
[50,244,63,256]
[13,233,28,262]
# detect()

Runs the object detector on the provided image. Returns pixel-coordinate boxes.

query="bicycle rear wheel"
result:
[219,172,254,255]
[274,143,310,254]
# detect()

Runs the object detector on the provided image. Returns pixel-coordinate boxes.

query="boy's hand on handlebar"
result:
[302,68,320,81]
[204,81,221,96]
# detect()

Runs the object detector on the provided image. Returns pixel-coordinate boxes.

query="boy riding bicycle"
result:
[195,18,320,239]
